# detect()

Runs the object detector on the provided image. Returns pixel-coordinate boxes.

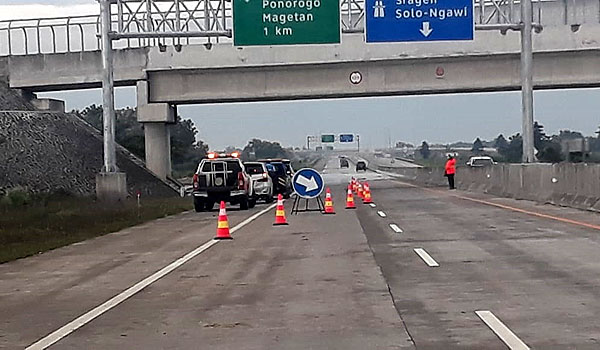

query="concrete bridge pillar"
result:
[137,80,175,180]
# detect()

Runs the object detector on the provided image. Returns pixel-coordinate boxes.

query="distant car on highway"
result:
[466,156,497,167]
[340,158,349,168]
[244,162,274,203]
[356,160,367,172]
[192,152,255,212]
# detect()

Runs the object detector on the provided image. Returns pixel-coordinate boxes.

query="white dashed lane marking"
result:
[377,211,387,218]
[414,248,440,267]
[389,224,403,233]
[475,311,530,350]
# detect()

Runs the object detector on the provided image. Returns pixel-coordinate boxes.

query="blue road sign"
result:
[339,134,354,143]
[292,168,325,199]
[366,0,474,42]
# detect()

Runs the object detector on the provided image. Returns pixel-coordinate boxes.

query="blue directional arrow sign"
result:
[292,168,325,199]
[366,0,474,42]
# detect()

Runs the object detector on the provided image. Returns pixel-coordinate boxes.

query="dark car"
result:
[340,158,349,168]
[265,162,293,198]
[356,160,367,172]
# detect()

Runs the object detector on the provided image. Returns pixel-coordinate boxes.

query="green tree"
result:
[537,142,563,163]
[73,105,208,176]
[171,116,208,175]
[241,139,290,160]
[498,133,523,163]
[533,121,549,150]
[471,137,484,153]
[494,134,509,153]
[533,121,563,163]
[419,141,430,159]
[558,130,584,140]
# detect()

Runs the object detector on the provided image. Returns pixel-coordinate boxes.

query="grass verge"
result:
[0,194,192,264]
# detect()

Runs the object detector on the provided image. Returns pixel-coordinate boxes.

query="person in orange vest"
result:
[444,155,456,190]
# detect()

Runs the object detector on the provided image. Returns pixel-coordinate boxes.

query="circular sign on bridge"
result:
[349,71,363,85]
[292,168,325,199]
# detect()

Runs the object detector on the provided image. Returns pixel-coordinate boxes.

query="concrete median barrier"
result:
[371,159,600,213]
[455,163,600,212]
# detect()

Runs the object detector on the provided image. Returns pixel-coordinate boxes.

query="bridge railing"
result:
[0,0,553,57]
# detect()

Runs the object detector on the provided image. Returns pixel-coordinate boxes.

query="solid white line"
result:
[369,203,377,208]
[389,224,403,233]
[25,203,277,350]
[475,310,530,350]
[413,248,439,267]
[377,211,387,218]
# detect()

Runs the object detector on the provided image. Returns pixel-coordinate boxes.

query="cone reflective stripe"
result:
[273,194,289,226]
[215,201,233,240]
[324,187,335,214]
[363,182,373,204]
[357,183,364,199]
[345,185,356,209]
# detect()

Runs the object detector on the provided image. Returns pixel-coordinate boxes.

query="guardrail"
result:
[0,0,549,56]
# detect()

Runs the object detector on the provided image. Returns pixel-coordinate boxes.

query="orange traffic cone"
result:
[273,194,289,226]
[352,178,358,193]
[324,187,336,214]
[345,185,356,209]
[215,201,233,240]
[357,183,364,199]
[363,182,373,204]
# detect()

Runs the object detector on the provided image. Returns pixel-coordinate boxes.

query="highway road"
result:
[3,155,600,349]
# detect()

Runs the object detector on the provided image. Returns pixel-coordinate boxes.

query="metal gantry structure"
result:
[0,0,548,56]
[1,0,548,164]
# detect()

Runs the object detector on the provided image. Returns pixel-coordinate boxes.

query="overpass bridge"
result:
[1,0,599,188]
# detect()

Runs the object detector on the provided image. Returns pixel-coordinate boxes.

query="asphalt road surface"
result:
[3,156,600,349]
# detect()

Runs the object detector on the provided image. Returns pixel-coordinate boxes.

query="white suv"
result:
[244,162,274,203]
[466,156,497,167]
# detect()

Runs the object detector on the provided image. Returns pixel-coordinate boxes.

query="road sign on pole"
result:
[321,134,335,143]
[339,134,354,143]
[292,168,325,199]
[233,0,341,46]
[365,0,474,42]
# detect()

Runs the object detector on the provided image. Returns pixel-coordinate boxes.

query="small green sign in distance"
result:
[321,134,335,143]
[233,0,341,46]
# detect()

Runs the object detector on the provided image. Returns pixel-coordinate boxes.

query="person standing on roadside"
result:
[444,155,456,190]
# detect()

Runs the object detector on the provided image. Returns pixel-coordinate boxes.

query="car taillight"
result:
[193,174,199,190]
[262,173,268,179]
[238,172,245,190]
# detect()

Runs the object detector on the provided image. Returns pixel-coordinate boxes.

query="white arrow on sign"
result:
[296,174,318,192]
[420,22,433,37]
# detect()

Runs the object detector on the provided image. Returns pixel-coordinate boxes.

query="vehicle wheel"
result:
[194,198,205,212]
[239,196,249,210]
[205,201,215,211]
[248,198,257,209]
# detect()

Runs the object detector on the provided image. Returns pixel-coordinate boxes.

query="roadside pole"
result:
[520,0,535,163]
[100,0,116,173]
[96,0,127,201]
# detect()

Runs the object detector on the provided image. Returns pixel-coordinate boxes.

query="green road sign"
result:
[321,134,335,143]
[233,0,341,46]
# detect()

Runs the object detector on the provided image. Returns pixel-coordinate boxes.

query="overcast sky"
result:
[3,1,600,150]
